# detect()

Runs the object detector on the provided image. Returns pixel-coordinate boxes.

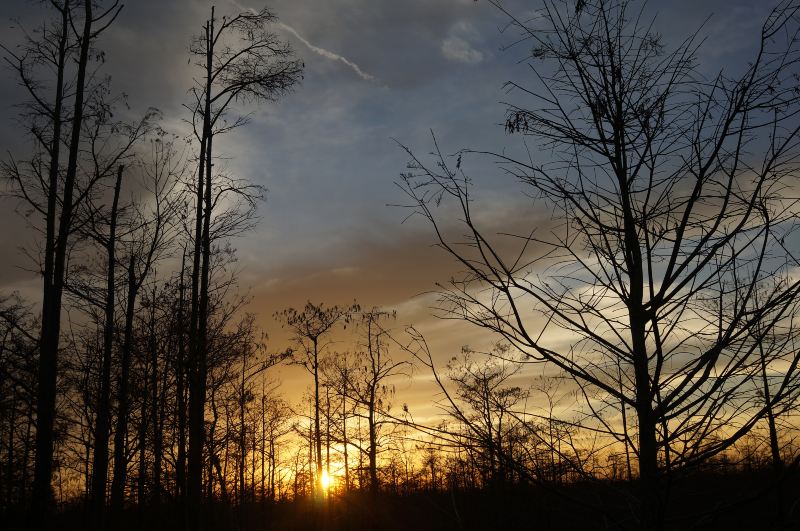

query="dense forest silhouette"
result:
[1,1,800,530]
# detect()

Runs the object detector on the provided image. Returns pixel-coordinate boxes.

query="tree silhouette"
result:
[183,8,302,527]
[398,0,800,527]
[276,301,358,497]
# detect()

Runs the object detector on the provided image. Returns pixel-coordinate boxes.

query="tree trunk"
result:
[325,387,330,491]
[269,434,276,502]
[633,347,659,531]
[90,165,124,530]
[136,358,148,509]
[148,281,163,508]
[5,388,17,508]
[176,249,187,500]
[31,3,91,527]
[260,394,266,503]
[188,11,213,530]
[623,186,660,529]
[342,378,349,493]
[313,340,323,496]
[759,343,783,471]
[153,357,167,508]
[110,255,138,516]
[368,391,378,494]
[239,361,246,509]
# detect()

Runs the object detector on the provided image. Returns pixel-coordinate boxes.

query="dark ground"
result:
[7,469,799,530]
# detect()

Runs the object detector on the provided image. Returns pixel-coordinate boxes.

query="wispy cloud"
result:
[229,0,378,83]
[276,22,377,83]
[441,35,484,64]
[441,20,485,64]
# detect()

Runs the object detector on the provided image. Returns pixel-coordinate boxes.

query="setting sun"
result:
[320,470,332,492]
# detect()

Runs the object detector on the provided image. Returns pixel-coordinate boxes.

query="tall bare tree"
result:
[109,136,183,519]
[397,0,800,527]
[2,2,126,525]
[88,164,124,530]
[184,7,302,525]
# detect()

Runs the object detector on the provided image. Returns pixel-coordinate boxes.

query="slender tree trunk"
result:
[357,417,363,491]
[5,388,17,508]
[110,256,138,516]
[37,2,69,504]
[90,165,124,530]
[139,287,157,512]
[188,11,214,530]
[153,359,167,509]
[269,433,276,502]
[260,394,265,503]
[293,452,298,499]
[185,139,205,522]
[148,280,164,508]
[176,250,187,499]
[342,375,349,493]
[308,412,314,494]
[136,358,148,509]
[22,412,33,498]
[368,391,378,494]
[759,343,783,471]
[617,361,633,482]
[32,3,91,527]
[239,360,246,511]
[251,428,257,502]
[325,387,330,489]
[366,323,379,494]
[313,340,322,496]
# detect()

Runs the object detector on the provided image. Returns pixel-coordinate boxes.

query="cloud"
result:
[441,21,484,64]
[441,35,484,64]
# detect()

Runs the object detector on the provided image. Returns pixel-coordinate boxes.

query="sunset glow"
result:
[321,470,332,492]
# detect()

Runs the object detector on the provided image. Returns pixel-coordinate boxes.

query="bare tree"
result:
[397,0,800,527]
[2,2,131,525]
[346,308,410,494]
[321,351,358,493]
[230,325,286,525]
[183,7,302,525]
[109,136,182,519]
[276,302,358,496]
[742,278,800,474]
[68,94,160,531]
[445,348,526,487]
[88,164,124,530]
[0,295,38,510]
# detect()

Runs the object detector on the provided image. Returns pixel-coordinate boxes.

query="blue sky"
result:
[0,0,783,408]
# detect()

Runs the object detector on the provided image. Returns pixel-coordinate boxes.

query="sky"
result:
[0,0,781,416]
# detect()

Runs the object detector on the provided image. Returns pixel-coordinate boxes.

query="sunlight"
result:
[320,470,332,492]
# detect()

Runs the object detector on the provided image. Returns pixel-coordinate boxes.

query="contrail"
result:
[276,22,377,83]
[228,0,377,83]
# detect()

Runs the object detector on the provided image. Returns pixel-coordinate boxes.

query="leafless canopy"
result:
[398,0,800,525]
